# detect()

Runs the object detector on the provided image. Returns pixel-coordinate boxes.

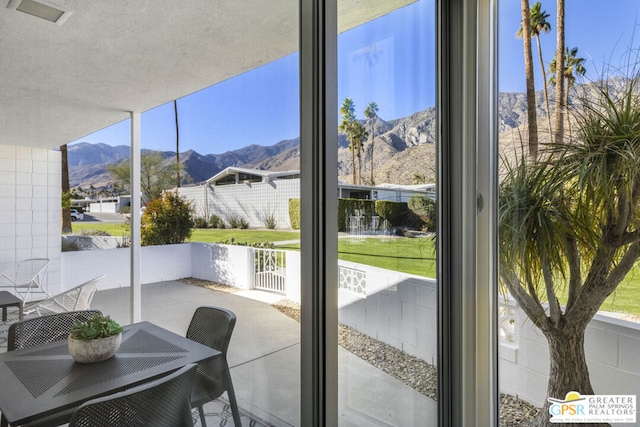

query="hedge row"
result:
[288,197,435,232]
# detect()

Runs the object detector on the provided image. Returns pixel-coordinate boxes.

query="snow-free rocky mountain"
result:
[69,86,586,190]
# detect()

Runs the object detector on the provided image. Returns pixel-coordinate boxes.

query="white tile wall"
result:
[0,144,61,294]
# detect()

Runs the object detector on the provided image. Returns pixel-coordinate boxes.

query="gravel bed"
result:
[182,279,540,425]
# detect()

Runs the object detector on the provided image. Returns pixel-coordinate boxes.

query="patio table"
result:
[0,321,219,426]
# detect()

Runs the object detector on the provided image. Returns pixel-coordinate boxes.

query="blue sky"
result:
[74,0,640,155]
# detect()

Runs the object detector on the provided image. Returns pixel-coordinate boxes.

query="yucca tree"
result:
[549,47,587,141]
[500,77,640,426]
[364,102,379,185]
[518,0,539,158]
[339,98,358,184]
[518,2,552,135]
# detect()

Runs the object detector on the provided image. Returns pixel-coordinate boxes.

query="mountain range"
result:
[68,88,563,190]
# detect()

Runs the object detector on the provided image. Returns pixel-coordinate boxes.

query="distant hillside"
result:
[69,85,580,190]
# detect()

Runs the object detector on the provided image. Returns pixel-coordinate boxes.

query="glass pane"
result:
[498,1,640,425]
[68,5,302,427]
[336,1,437,425]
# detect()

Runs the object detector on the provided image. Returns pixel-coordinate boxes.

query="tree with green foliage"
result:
[553,0,565,145]
[107,152,181,201]
[352,120,368,184]
[141,191,194,246]
[339,98,359,184]
[500,76,640,425]
[518,2,552,134]
[364,101,379,184]
[518,0,539,158]
[549,46,586,141]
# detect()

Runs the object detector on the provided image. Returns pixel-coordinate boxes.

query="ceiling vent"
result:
[7,0,72,25]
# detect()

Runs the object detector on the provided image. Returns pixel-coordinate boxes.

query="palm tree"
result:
[554,0,565,145]
[549,47,586,141]
[519,0,539,158]
[61,144,72,233]
[339,98,358,184]
[518,2,552,135]
[352,121,368,184]
[174,100,180,188]
[364,102,379,185]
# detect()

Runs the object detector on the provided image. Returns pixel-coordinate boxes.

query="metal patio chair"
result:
[1,310,104,427]
[23,275,105,316]
[186,306,242,427]
[0,259,51,302]
[68,363,197,427]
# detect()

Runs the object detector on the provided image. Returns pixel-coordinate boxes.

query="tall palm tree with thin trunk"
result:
[518,2,552,135]
[61,144,72,233]
[549,47,586,142]
[519,0,539,158]
[339,98,358,184]
[353,121,368,184]
[554,0,565,145]
[174,100,180,188]
[364,102,378,185]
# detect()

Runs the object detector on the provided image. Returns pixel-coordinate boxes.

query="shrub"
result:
[228,215,249,229]
[217,220,227,229]
[375,200,408,227]
[79,228,111,236]
[141,191,194,246]
[338,198,375,232]
[262,212,277,229]
[208,214,223,229]
[289,198,300,229]
[193,216,208,228]
[408,195,436,231]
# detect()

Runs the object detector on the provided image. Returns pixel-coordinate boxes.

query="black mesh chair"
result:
[186,306,241,427]
[8,310,103,351]
[68,363,197,427]
[0,310,103,427]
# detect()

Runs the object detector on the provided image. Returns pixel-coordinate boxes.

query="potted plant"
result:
[68,313,123,363]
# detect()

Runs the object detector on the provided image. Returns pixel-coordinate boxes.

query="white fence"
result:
[253,248,287,294]
[59,242,640,410]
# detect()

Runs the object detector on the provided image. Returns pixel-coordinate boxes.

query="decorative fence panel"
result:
[253,248,287,294]
[338,265,367,296]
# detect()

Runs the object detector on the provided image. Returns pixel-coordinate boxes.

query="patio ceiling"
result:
[0,0,415,150]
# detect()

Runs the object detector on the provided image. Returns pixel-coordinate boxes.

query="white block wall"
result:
[61,244,192,290]
[0,145,62,294]
[179,180,299,229]
[336,262,438,365]
[499,305,640,408]
[57,242,640,411]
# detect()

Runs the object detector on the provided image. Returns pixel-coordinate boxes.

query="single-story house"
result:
[178,166,435,228]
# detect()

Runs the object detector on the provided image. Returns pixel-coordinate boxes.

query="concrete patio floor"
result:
[92,280,437,426]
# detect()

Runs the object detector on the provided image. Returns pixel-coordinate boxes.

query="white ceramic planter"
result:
[68,332,122,363]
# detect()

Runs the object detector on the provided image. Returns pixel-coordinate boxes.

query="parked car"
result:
[71,209,84,221]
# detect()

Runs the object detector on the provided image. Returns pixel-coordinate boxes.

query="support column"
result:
[130,112,142,323]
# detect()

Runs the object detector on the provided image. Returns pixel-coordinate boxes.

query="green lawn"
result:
[279,236,437,279]
[188,229,300,244]
[71,223,300,245]
[71,223,130,236]
[68,224,640,315]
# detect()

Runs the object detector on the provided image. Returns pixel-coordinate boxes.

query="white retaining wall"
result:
[58,243,640,410]
[499,303,640,408]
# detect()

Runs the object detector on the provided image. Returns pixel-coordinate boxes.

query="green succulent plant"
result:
[70,313,123,341]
